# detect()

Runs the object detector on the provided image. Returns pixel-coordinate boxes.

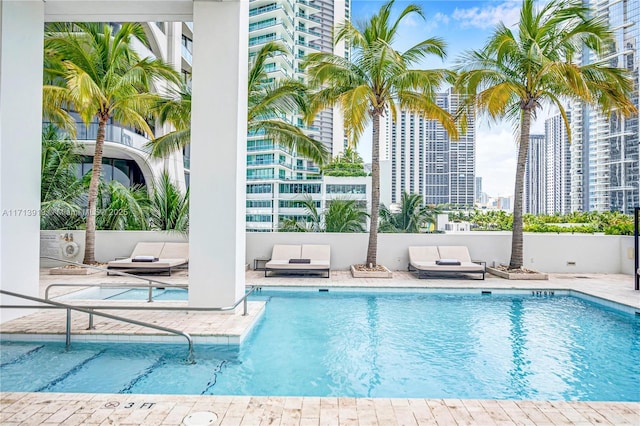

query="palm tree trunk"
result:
[83,115,107,264]
[509,107,532,269]
[366,112,381,266]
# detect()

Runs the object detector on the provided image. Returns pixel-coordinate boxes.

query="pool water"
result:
[55,287,188,301]
[2,291,639,401]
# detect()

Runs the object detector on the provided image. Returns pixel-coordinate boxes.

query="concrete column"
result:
[188,0,248,307]
[0,1,45,321]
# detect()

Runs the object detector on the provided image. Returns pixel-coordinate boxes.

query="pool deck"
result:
[0,268,638,425]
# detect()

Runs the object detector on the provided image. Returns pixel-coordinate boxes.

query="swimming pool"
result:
[2,291,639,400]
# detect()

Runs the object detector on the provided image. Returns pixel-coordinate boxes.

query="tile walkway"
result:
[0,268,638,425]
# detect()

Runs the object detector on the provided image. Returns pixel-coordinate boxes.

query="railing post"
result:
[66,308,71,347]
[148,282,153,302]
[243,297,248,316]
[635,207,639,291]
[87,309,95,330]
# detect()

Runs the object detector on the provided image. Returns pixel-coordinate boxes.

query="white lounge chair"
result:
[264,244,331,278]
[408,245,485,280]
[107,242,189,276]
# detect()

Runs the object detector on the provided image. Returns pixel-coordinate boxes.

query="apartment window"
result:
[77,157,145,187]
[279,200,320,208]
[279,214,310,222]
[246,183,273,194]
[246,214,273,222]
[279,183,321,194]
[326,184,366,194]
[247,200,273,208]
[181,35,192,53]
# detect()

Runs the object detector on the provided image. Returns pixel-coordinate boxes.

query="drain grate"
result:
[182,411,218,426]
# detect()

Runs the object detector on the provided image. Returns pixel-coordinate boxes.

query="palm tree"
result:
[94,181,149,231]
[277,196,368,233]
[379,192,428,233]
[148,171,190,232]
[304,0,458,267]
[148,42,330,166]
[455,0,636,270]
[324,200,369,233]
[43,22,180,264]
[40,126,84,230]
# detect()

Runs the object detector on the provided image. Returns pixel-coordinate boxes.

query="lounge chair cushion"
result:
[130,242,165,258]
[409,246,440,263]
[107,241,188,273]
[437,246,473,263]
[408,245,485,276]
[158,242,189,259]
[270,245,303,262]
[265,244,330,271]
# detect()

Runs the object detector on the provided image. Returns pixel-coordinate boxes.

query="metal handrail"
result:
[42,256,182,302]
[45,283,188,302]
[0,288,195,364]
[41,256,258,313]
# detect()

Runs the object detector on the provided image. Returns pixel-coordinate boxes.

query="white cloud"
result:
[433,12,450,25]
[452,3,520,30]
[402,14,420,27]
[422,11,451,32]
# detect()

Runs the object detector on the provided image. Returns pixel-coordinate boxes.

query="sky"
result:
[349,0,551,197]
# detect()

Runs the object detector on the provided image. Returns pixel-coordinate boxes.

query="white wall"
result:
[40,231,187,267]
[246,232,635,274]
[40,231,636,275]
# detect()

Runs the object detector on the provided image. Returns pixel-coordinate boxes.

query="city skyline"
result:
[350,0,557,197]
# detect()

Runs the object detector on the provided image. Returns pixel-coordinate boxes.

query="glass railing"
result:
[247,174,276,180]
[247,144,294,155]
[295,39,320,49]
[249,36,294,51]
[297,0,321,10]
[295,12,321,23]
[250,4,284,17]
[249,19,277,32]
[295,26,321,37]
[43,121,150,153]
[181,44,192,65]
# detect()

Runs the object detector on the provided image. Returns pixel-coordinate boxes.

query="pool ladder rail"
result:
[1,257,260,364]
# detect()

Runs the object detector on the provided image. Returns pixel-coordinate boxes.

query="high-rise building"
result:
[381,88,476,208]
[570,0,639,214]
[475,176,483,204]
[545,113,572,214]
[245,0,351,231]
[524,134,546,215]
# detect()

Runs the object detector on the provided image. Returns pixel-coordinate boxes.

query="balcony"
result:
[296,0,322,10]
[44,121,151,153]
[250,3,286,17]
[295,12,321,24]
[295,26,321,39]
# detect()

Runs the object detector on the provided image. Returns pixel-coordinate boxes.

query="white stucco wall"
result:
[40,230,187,267]
[39,231,636,276]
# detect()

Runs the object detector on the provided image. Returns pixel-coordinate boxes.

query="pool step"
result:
[0,343,104,392]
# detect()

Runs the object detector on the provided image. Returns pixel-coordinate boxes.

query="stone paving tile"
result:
[1,393,639,425]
